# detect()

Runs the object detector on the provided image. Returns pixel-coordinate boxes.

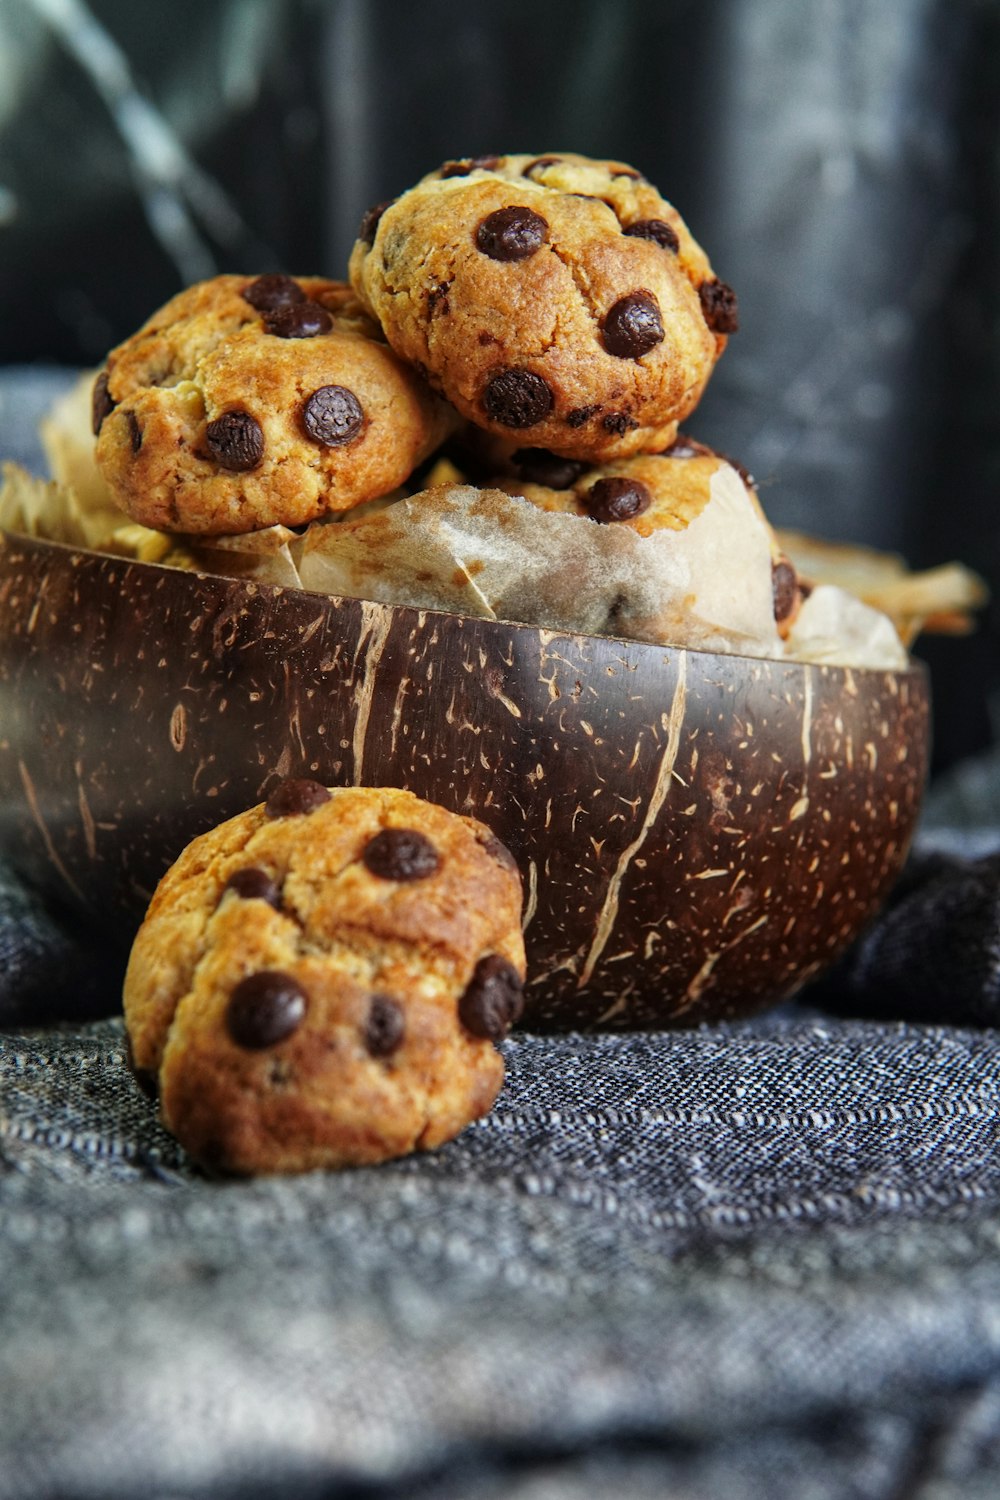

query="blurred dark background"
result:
[1,0,997,772]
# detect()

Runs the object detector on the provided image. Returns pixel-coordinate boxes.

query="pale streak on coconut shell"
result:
[0,532,929,1029]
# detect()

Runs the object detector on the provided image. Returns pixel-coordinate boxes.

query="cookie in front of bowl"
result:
[349,152,736,462]
[93,275,457,534]
[123,782,525,1174]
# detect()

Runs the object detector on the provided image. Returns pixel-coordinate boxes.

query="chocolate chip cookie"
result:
[492,434,759,530]
[349,153,736,462]
[94,275,457,534]
[123,782,525,1174]
[492,436,806,636]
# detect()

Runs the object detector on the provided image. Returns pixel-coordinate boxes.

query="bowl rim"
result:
[0,524,926,683]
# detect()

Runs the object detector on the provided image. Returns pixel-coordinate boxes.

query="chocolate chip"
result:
[363,827,441,882]
[624,218,680,252]
[458,955,524,1040]
[699,278,740,333]
[483,369,554,428]
[772,559,799,623]
[302,385,365,447]
[663,434,709,459]
[92,368,115,435]
[478,831,520,876]
[223,867,282,907]
[226,970,307,1049]
[612,166,644,180]
[585,476,653,524]
[125,410,143,453]
[427,280,452,316]
[364,995,405,1057]
[522,156,561,178]
[715,448,756,489]
[602,290,665,358]
[203,410,265,472]
[512,448,586,488]
[602,412,639,436]
[565,405,600,428]
[475,206,548,262]
[358,200,393,244]
[263,300,333,338]
[440,155,501,178]
[264,778,331,818]
[242,274,306,312]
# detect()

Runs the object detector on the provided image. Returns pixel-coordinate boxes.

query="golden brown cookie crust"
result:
[123,785,524,1174]
[94,275,456,534]
[349,153,735,462]
[490,437,767,537]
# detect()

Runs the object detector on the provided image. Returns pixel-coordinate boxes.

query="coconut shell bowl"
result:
[0,530,929,1030]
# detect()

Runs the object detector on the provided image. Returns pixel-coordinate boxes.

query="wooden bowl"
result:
[0,530,929,1029]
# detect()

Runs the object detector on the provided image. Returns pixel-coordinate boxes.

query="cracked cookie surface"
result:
[349,152,736,462]
[123,782,525,1174]
[93,275,456,534]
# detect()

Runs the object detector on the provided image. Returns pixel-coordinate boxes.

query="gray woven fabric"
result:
[5,1002,1000,1500]
[2,737,1000,1499]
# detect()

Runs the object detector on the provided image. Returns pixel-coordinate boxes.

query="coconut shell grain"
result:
[0,532,929,1029]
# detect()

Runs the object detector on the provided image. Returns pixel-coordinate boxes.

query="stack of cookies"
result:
[90,150,889,665]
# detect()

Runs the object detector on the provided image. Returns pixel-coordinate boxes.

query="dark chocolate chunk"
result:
[204,410,265,471]
[92,368,115,435]
[302,385,365,447]
[602,411,639,436]
[364,994,406,1057]
[427,280,452,316]
[716,447,756,489]
[475,206,548,262]
[440,155,501,178]
[358,200,393,244]
[243,274,305,312]
[699,278,740,334]
[483,369,553,428]
[512,448,586,488]
[458,954,524,1040]
[663,434,709,459]
[565,405,600,428]
[612,166,644,180]
[522,156,561,178]
[226,970,307,1049]
[263,300,333,339]
[478,831,520,876]
[125,410,143,453]
[602,290,665,358]
[223,867,282,907]
[624,218,680,252]
[772,559,799,623]
[585,476,653,525]
[363,827,441,882]
[264,778,331,818]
